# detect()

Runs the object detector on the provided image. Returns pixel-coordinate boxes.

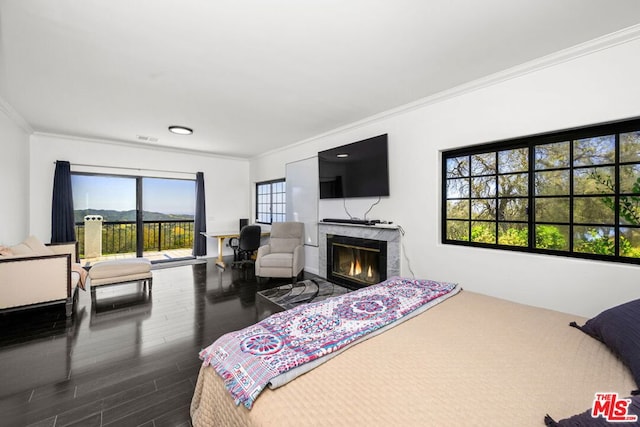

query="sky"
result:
[72,175,195,215]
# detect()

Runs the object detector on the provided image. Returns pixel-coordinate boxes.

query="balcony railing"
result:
[75,220,194,258]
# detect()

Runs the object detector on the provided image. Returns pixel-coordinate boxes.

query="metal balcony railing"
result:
[74,220,194,258]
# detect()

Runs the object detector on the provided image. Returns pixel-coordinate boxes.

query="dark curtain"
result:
[192,171,207,256]
[51,160,77,243]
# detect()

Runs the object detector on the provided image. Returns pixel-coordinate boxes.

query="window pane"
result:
[143,178,195,216]
[471,176,496,198]
[573,197,615,224]
[619,199,640,226]
[498,173,528,197]
[446,200,469,219]
[535,170,569,196]
[573,166,615,195]
[142,178,195,255]
[535,224,569,251]
[72,175,138,258]
[498,148,528,173]
[620,131,640,163]
[471,221,495,243]
[620,227,640,258]
[471,153,496,176]
[620,164,640,193]
[498,223,527,247]
[535,197,570,223]
[573,135,615,166]
[535,141,569,170]
[446,156,469,178]
[446,220,469,241]
[471,199,495,220]
[499,198,527,221]
[446,178,469,198]
[573,226,615,255]
[72,175,136,217]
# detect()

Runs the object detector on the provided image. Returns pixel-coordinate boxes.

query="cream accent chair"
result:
[255,222,305,282]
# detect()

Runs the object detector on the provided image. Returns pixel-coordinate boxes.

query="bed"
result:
[190,283,638,426]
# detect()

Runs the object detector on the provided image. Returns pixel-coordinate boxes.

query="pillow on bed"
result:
[570,298,640,392]
[544,395,640,426]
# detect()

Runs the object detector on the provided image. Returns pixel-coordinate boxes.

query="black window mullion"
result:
[136,177,144,258]
[528,145,535,249]
[467,158,472,241]
[270,182,275,223]
[568,140,575,253]
[494,151,498,244]
[614,133,620,256]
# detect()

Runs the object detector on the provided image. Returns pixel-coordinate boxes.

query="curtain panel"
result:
[193,172,207,256]
[51,160,77,243]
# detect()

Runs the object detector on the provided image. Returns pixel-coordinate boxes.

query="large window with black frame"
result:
[256,178,286,224]
[442,117,640,264]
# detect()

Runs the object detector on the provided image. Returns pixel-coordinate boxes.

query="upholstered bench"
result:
[88,258,153,299]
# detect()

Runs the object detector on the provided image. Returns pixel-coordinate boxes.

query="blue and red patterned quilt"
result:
[199,276,460,408]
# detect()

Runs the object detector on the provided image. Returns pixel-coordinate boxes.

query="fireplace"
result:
[326,234,387,289]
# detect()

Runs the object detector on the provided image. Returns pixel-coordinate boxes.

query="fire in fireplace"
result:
[326,234,387,289]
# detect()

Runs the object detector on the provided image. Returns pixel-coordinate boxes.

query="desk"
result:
[202,231,269,269]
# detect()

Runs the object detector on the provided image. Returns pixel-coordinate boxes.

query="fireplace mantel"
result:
[318,222,401,281]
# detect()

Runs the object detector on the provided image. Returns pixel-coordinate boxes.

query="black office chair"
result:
[228,225,262,268]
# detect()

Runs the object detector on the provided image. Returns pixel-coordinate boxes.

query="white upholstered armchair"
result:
[255,222,305,281]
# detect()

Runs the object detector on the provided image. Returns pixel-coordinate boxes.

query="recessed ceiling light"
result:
[168,126,193,135]
[336,153,349,158]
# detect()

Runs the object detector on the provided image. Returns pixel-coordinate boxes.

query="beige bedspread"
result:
[190,290,635,426]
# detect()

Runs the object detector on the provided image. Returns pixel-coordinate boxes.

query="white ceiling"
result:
[1,1,640,158]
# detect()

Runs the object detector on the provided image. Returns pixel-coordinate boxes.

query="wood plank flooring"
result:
[0,258,297,427]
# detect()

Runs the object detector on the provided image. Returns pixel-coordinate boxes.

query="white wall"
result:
[0,109,30,244]
[250,36,640,317]
[29,134,250,258]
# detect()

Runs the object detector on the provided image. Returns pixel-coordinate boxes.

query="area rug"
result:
[258,278,350,310]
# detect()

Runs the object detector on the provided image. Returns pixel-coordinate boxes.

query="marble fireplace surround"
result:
[318,222,401,282]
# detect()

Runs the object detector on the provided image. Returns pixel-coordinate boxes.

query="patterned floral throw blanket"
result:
[199,276,460,409]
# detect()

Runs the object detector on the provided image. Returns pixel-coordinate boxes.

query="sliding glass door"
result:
[72,173,195,263]
[142,178,196,259]
[72,174,138,261]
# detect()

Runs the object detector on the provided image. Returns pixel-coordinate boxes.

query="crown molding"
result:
[32,131,248,162]
[254,23,640,160]
[0,95,33,134]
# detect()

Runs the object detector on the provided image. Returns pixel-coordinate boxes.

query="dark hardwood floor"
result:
[0,258,299,427]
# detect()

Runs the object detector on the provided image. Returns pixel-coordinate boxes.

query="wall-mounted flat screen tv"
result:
[318,134,389,199]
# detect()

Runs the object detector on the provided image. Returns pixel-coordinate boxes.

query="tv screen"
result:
[318,134,389,199]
